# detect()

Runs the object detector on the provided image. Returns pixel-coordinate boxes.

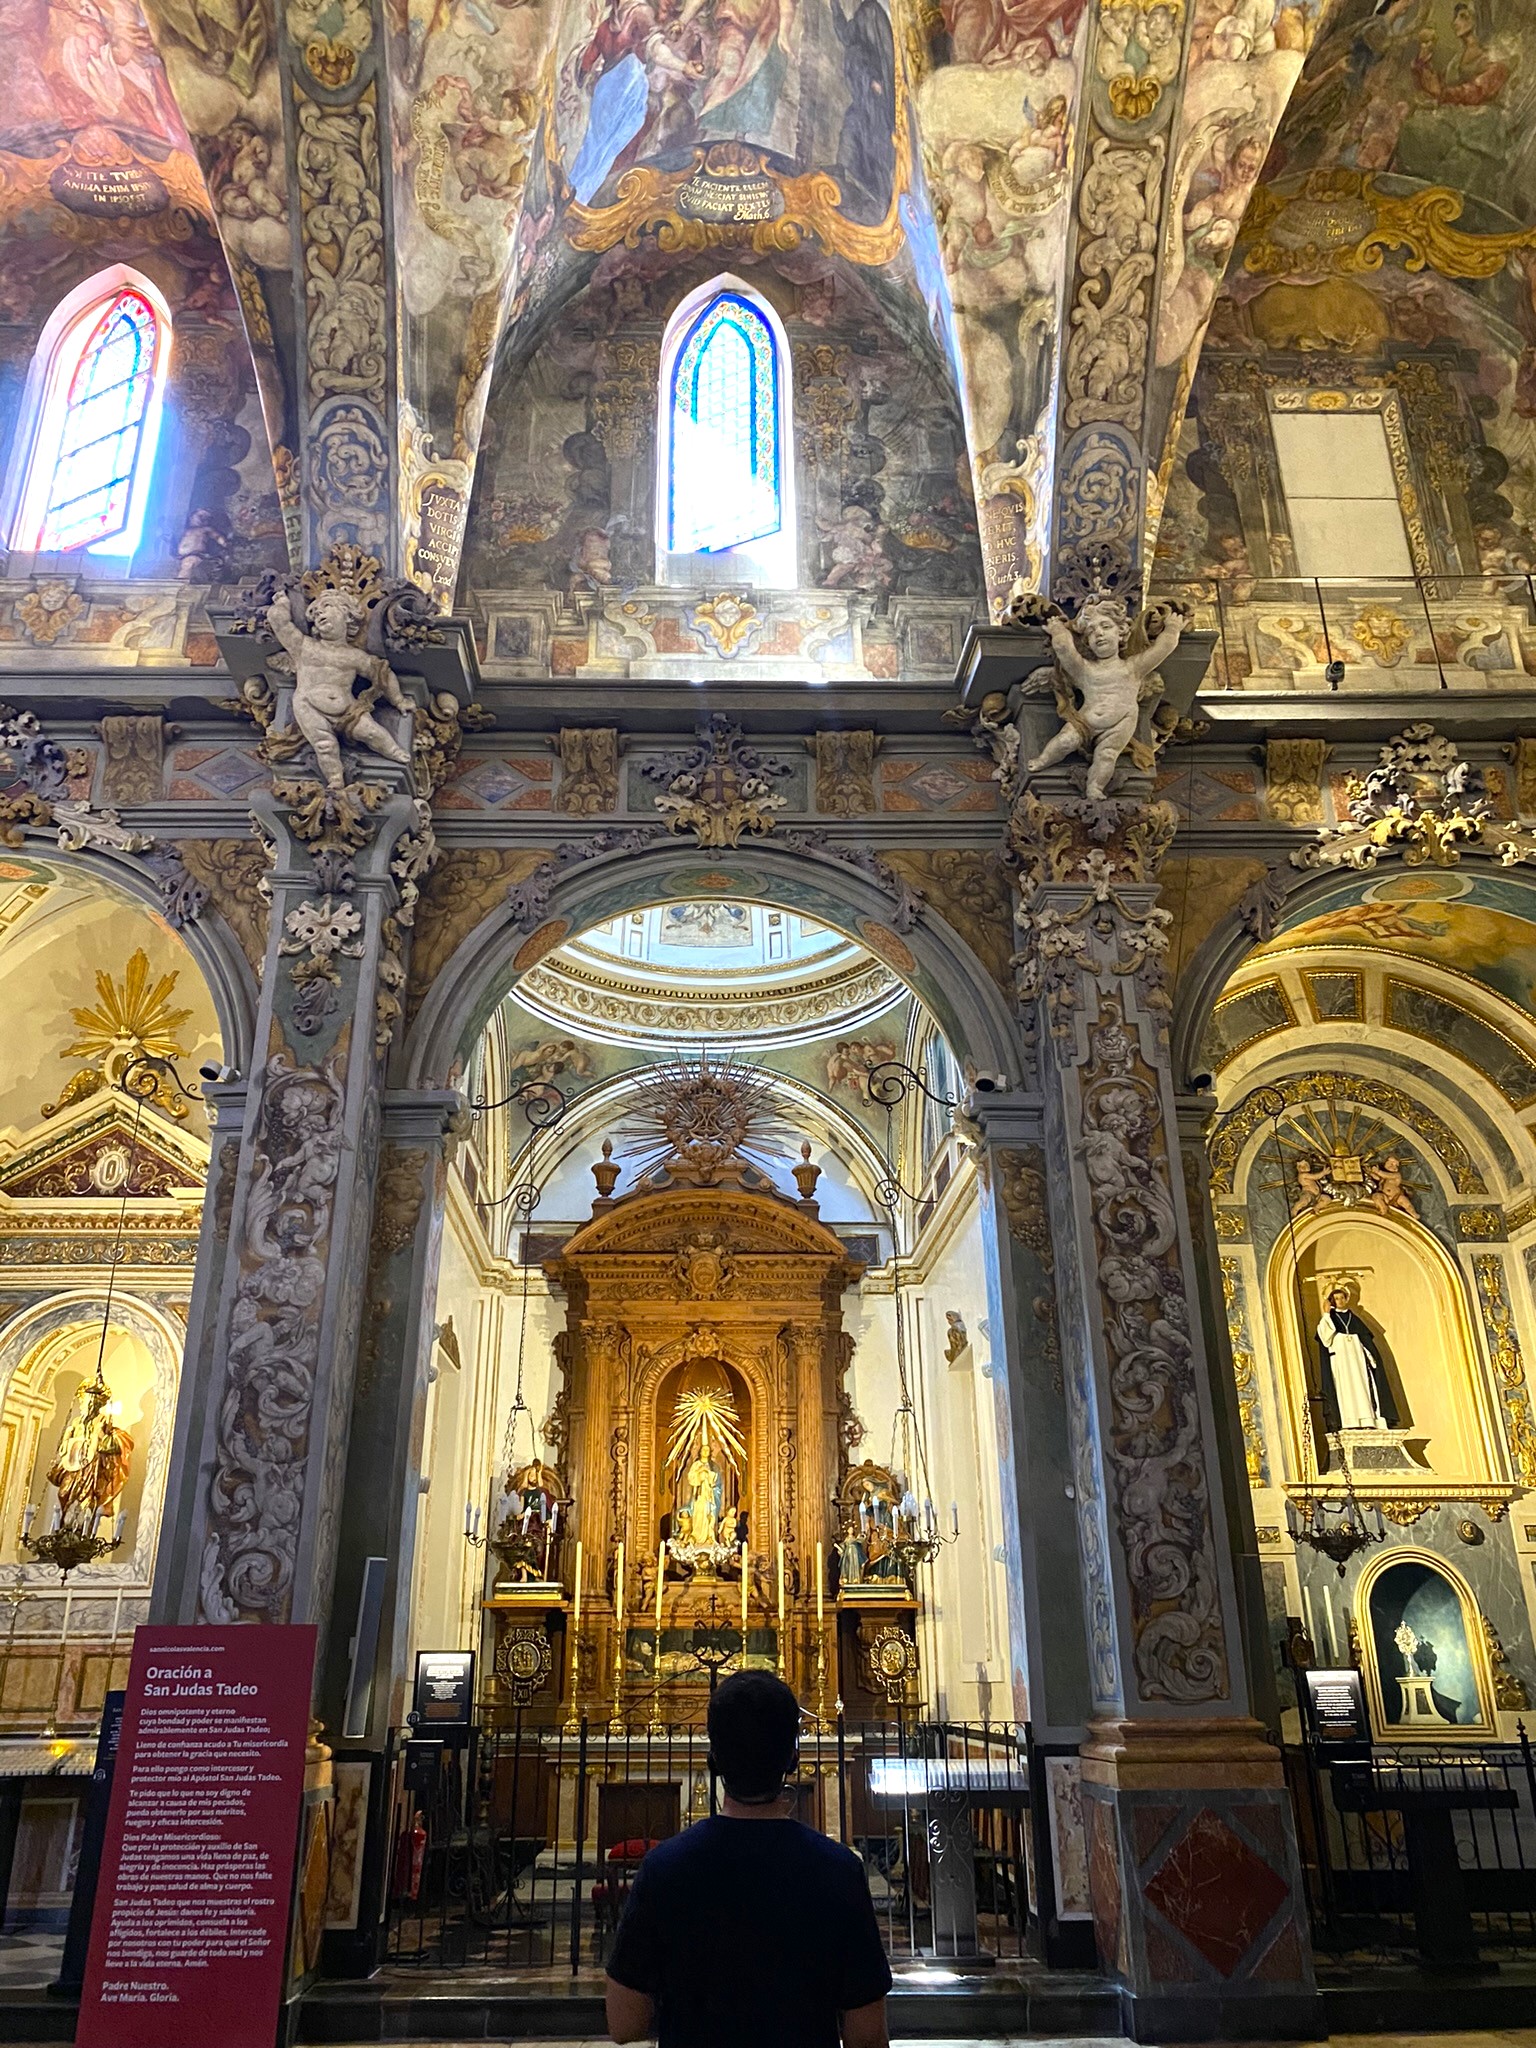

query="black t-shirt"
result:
[606,1816,892,2048]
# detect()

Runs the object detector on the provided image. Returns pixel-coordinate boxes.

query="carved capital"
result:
[1008,793,1179,1054]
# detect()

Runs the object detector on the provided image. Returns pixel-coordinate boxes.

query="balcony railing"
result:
[1153,574,1536,694]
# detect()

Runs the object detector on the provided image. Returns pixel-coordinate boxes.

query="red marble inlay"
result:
[1085,1796,1122,1976]
[1143,1810,1290,1978]
[1251,1917,1306,1984]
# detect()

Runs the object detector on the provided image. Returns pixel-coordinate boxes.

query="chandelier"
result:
[1253,1086,1386,1577]
[1286,1452,1385,1577]
[22,1052,191,1578]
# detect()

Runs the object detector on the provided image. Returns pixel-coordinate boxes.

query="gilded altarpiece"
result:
[543,1181,862,1720]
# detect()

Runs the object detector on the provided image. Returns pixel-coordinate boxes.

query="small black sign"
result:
[1305,1667,1370,1743]
[413,1650,474,1726]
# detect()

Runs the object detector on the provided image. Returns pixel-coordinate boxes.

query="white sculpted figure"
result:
[1027,596,1186,801]
[266,589,412,791]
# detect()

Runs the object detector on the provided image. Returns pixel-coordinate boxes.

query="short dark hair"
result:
[707,1672,799,1800]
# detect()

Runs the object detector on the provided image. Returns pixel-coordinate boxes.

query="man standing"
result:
[606,1671,891,2048]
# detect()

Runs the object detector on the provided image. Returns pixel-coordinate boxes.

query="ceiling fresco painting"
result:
[0,0,287,582]
[1149,0,1327,478]
[8,0,1533,607]
[915,0,1083,602]
[387,0,563,598]
[1255,869,1536,1018]
[1156,0,1536,598]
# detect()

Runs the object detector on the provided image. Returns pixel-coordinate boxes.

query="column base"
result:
[1114,1985,1325,2042]
[1080,1718,1318,2039]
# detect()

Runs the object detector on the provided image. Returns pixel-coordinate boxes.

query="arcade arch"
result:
[1179,863,1536,1737]
[403,884,1022,1729]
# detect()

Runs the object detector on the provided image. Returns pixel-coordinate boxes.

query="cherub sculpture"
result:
[266,588,413,791]
[1028,594,1187,801]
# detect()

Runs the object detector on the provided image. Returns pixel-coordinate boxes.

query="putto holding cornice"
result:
[1007,583,1187,802]
[979,579,1188,805]
[266,588,413,793]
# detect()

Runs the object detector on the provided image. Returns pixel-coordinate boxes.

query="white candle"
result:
[740,1541,748,1634]
[615,1541,625,1637]
[654,1543,664,1635]
[573,1538,583,1638]
[815,1541,824,1630]
[464,1499,474,1539]
[21,1505,35,1538]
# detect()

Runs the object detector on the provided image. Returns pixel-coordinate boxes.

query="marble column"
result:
[1012,777,1317,2036]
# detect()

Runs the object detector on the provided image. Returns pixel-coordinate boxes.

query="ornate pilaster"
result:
[153,554,474,1684]
[1010,779,1317,2032]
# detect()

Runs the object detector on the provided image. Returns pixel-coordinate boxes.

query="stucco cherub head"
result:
[306,589,365,643]
[1075,598,1128,661]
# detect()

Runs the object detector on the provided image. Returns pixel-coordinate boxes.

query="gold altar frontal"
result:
[535,1168,864,1723]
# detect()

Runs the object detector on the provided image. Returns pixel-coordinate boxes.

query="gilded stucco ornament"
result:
[1295,725,1536,872]
[279,895,365,1034]
[0,704,152,855]
[644,715,792,850]
[1242,170,1536,284]
[1007,791,1178,1042]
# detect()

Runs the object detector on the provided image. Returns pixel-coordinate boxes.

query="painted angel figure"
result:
[1027,596,1187,801]
[266,588,413,792]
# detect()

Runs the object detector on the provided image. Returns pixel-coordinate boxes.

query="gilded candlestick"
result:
[610,1539,626,1731]
[776,1540,786,1679]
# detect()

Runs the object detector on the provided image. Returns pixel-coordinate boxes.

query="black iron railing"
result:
[383,1715,1034,1973]
[1287,1726,1536,1965]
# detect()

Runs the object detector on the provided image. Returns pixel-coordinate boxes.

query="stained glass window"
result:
[668,293,781,556]
[15,285,168,557]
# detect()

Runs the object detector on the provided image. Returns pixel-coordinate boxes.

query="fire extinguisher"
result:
[393,1809,427,1899]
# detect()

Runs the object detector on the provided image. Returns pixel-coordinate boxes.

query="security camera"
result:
[970,1072,1008,1094]
[199,1061,234,1084]
[1324,658,1346,687]
[1190,1071,1216,1094]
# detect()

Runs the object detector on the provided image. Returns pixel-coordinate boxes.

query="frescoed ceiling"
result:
[1257,869,1536,1019]
[4,0,1526,612]
[0,0,287,579]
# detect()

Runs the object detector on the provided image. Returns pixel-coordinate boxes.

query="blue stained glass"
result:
[39,291,160,554]
[669,293,780,555]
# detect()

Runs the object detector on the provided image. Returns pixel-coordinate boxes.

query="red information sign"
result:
[78,1625,317,2048]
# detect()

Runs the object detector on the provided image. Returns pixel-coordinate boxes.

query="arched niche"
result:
[0,1294,181,1586]
[1356,1547,1497,1739]
[651,1348,754,1555]
[1264,1206,1502,1490]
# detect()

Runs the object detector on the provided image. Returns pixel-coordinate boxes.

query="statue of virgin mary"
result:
[664,1353,745,1567]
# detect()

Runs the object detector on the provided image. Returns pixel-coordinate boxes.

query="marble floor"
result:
[352,2037,1536,2047]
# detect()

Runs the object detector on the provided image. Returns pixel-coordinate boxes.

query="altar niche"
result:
[517,1174,866,1725]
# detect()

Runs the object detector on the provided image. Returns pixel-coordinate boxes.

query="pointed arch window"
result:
[658,280,795,585]
[8,272,171,560]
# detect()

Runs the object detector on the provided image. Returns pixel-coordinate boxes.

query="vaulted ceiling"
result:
[4,0,1532,609]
